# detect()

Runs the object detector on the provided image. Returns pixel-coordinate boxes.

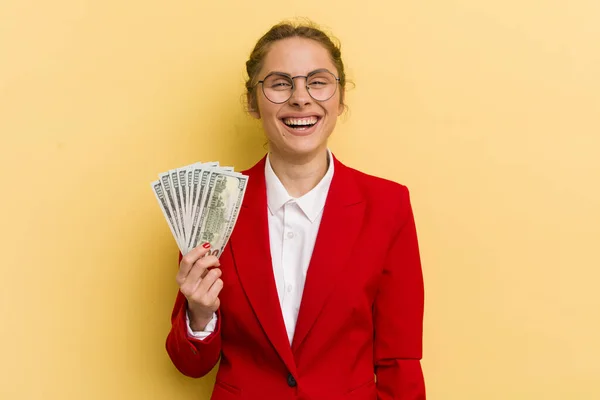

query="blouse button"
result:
[287,231,294,239]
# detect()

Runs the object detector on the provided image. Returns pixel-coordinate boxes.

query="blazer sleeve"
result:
[373,186,426,399]
[165,253,222,378]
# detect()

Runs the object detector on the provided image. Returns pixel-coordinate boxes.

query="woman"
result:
[166,21,425,400]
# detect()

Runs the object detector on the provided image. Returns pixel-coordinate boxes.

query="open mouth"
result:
[281,116,320,130]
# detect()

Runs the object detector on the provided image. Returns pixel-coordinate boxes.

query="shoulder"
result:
[335,158,414,235]
[340,162,416,243]
[340,161,411,208]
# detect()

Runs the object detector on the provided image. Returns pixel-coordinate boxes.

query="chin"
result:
[283,140,329,159]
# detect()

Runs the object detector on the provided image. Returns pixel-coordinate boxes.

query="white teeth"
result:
[283,117,318,126]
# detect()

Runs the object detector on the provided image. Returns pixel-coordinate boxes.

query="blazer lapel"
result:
[291,156,365,353]
[229,157,297,376]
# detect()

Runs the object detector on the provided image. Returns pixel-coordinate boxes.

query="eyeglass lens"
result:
[261,70,338,103]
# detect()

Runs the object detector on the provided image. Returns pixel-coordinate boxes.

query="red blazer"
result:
[166,154,425,399]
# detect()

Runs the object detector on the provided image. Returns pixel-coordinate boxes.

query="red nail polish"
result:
[202,242,210,249]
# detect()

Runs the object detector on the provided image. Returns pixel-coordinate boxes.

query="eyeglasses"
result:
[257,68,340,104]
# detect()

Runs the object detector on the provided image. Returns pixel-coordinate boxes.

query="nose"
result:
[288,77,312,107]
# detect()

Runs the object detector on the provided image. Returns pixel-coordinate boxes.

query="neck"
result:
[268,147,329,198]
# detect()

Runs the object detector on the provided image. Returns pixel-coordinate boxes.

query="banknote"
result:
[151,180,184,253]
[151,161,248,256]
[217,175,247,257]
[158,172,182,243]
[187,166,214,251]
[169,169,186,241]
[190,170,248,257]
[185,166,193,218]
[177,168,188,218]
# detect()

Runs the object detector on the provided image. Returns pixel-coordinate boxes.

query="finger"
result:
[198,254,221,278]
[200,268,210,279]
[195,268,222,298]
[195,254,221,274]
[193,276,223,309]
[177,242,211,284]
[205,278,224,302]
[181,256,221,295]
[178,244,210,280]
[184,259,212,289]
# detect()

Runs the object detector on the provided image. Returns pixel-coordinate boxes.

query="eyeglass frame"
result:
[256,68,341,104]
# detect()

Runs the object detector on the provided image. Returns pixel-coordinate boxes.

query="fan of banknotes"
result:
[151,162,248,257]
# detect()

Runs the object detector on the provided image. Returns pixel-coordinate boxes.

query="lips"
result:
[282,116,319,128]
[279,115,322,136]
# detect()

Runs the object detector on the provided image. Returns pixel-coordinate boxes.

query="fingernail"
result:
[202,242,210,249]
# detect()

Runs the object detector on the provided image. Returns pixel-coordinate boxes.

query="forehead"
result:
[261,37,337,76]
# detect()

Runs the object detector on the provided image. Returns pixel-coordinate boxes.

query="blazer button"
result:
[287,373,297,388]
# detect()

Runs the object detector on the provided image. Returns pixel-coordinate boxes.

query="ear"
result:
[247,93,261,119]
[337,88,346,116]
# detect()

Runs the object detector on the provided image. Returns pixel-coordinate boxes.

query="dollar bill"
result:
[177,168,188,219]
[186,166,202,237]
[185,166,193,222]
[191,170,248,257]
[216,175,247,257]
[151,180,184,253]
[159,172,182,244]
[187,167,215,252]
[169,169,186,240]
[186,162,218,234]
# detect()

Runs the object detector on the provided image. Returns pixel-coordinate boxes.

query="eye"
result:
[307,72,335,88]
[264,75,293,90]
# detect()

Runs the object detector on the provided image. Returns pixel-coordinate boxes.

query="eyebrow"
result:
[263,68,331,78]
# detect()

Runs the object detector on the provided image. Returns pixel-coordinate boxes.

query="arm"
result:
[186,311,217,339]
[165,248,223,378]
[373,187,426,399]
[165,291,222,378]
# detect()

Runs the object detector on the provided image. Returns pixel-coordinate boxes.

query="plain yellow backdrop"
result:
[1,0,599,399]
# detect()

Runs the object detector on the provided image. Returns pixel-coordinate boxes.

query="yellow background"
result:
[1,0,599,399]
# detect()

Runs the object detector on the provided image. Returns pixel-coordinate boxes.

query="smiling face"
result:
[250,37,344,160]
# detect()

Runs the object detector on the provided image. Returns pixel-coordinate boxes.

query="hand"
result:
[176,242,223,331]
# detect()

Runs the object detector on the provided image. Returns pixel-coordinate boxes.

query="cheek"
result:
[257,104,283,137]
[325,99,342,119]
[327,92,344,116]
[256,96,280,120]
